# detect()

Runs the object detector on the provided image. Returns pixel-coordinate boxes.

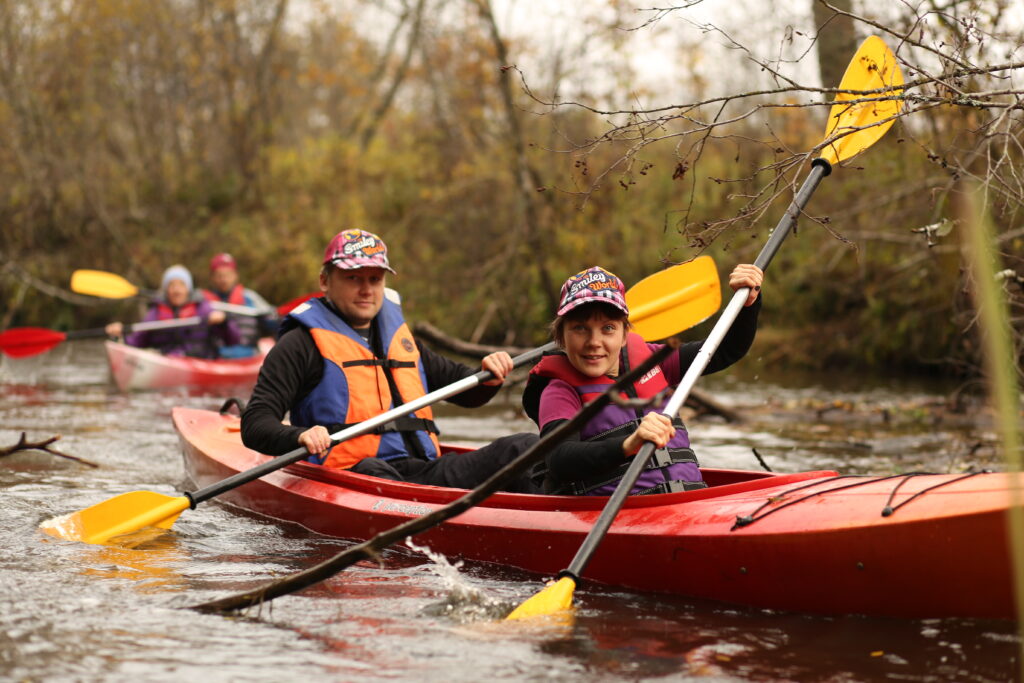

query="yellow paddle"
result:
[70,269,148,299]
[506,35,904,621]
[40,259,722,545]
[70,268,314,316]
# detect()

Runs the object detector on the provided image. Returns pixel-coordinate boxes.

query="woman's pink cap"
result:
[557,266,628,316]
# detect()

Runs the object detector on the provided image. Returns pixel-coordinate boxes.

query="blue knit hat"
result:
[160,264,194,295]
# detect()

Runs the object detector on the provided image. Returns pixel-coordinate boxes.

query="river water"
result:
[0,340,1019,682]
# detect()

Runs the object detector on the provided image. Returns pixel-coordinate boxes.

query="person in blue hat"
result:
[105,264,241,358]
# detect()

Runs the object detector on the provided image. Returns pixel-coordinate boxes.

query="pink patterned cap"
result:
[322,229,396,273]
[557,266,628,317]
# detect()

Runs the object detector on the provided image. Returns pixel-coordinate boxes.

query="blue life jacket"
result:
[285,297,440,468]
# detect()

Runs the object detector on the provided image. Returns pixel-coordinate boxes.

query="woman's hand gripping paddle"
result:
[506,35,904,621]
[37,258,722,545]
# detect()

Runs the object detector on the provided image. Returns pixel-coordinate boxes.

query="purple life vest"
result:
[526,333,705,495]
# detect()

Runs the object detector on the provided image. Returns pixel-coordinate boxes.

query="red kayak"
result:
[172,406,1020,619]
[107,339,272,392]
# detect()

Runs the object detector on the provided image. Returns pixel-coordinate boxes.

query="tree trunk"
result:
[812,0,857,91]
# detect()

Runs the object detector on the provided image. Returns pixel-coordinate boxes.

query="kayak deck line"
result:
[732,470,996,529]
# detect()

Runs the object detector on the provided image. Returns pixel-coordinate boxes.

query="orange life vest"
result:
[287,298,441,469]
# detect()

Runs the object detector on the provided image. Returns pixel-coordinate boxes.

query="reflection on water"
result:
[0,340,1019,681]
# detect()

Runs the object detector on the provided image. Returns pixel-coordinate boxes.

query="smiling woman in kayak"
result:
[105,264,241,358]
[521,264,762,495]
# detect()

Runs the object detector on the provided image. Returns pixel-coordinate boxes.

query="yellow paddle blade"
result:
[70,269,141,299]
[39,490,190,545]
[820,35,904,165]
[505,576,577,620]
[625,255,721,341]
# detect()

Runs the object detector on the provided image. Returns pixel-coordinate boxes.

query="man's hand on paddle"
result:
[298,426,332,457]
[480,351,514,386]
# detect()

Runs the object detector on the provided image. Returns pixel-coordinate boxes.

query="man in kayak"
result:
[104,264,241,358]
[521,264,762,495]
[202,252,279,358]
[241,229,540,492]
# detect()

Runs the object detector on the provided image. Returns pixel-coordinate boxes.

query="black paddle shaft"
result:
[753,158,832,272]
[562,157,833,582]
[185,341,559,507]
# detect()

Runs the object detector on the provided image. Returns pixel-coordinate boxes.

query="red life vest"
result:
[203,285,263,350]
[153,301,200,320]
[142,301,220,358]
[530,333,672,418]
[202,284,245,306]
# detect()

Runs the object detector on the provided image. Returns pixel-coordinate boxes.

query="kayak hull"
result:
[172,407,1021,619]
[105,339,271,392]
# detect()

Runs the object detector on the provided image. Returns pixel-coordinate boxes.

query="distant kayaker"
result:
[241,229,540,492]
[521,264,763,495]
[104,264,241,359]
[202,252,279,358]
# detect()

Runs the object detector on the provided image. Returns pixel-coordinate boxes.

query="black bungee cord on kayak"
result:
[731,470,993,530]
[879,470,992,517]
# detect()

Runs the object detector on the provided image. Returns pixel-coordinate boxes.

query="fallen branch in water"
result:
[411,320,534,358]
[191,343,677,615]
[0,432,99,467]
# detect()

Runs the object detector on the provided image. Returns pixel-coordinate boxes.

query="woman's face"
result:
[562,311,628,378]
[165,279,190,307]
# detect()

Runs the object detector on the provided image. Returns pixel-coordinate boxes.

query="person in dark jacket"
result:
[202,252,278,358]
[521,263,762,495]
[241,229,539,493]
[104,264,240,359]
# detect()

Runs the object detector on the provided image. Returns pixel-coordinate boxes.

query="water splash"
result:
[404,538,512,622]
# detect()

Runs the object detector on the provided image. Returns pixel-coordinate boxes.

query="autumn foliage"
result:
[1,0,1020,379]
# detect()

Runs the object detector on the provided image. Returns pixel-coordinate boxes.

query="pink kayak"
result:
[106,339,272,392]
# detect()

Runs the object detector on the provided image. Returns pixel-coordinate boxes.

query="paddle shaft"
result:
[562,158,833,580]
[186,341,558,506]
[65,316,205,341]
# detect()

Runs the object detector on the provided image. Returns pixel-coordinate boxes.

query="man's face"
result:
[211,266,238,293]
[320,266,386,329]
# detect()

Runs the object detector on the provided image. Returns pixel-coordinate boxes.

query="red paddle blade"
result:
[0,327,68,358]
[276,292,319,315]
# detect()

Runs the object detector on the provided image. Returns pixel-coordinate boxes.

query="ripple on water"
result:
[0,341,1019,681]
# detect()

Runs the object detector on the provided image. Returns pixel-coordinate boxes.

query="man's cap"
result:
[322,229,395,274]
[209,252,237,272]
[557,266,629,317]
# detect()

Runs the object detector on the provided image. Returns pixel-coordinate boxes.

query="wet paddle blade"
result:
[39,490,190,545]
[625,256,721,341]
[70,269,141,299]
[0,327,67,358]
[820,35,904,165]
[505,576,577,620]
